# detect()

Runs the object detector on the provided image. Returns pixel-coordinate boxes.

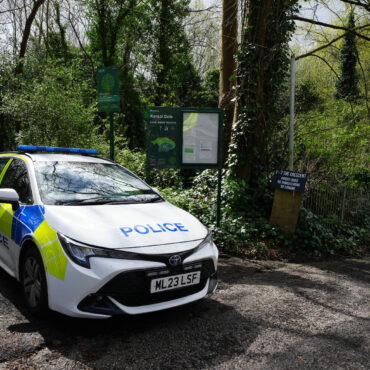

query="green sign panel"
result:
[146,107,223,169]
[146,106,223,227]
[147,107,180,168]
[97,66,120,112]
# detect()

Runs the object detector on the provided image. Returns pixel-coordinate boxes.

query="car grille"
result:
[97,259,216,307]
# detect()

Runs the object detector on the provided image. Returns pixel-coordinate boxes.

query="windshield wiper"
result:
[105,196,163,204]
[141,197,163,203]
[55,195,163,205]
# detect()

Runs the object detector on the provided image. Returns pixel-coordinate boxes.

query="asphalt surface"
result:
[0,256,369,369]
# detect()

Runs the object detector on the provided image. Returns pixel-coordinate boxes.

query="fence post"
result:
[340,187,347,223]
[289,55,295,171]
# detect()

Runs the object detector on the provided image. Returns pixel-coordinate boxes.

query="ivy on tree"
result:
[335,12,360,102]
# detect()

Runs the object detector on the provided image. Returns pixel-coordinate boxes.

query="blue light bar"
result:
[16,145,99,155]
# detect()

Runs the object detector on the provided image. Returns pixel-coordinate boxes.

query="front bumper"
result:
[46,242,218,318]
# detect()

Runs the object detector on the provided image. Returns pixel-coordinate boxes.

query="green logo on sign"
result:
[151,137,176,153]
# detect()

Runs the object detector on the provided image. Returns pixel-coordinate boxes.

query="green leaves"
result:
[1,60,96,148]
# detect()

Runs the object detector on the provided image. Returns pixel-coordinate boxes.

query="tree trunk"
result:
[219,0,238,164]
[15,0,46,75]
[230,0,298,185]
[154,0,170,106]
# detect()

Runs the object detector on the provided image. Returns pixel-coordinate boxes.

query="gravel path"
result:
[0,256,369,369]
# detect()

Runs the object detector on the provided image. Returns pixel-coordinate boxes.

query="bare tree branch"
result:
[339,0,370,12]
[0,6,23,14]
[311,54,339,78]
[189,6,220,13]
[292,16,370,41]
[296,24,370,60]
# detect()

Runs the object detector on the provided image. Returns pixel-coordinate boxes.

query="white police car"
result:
[0,146,218,318]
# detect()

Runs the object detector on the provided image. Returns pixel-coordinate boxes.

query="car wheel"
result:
[21,246,49,316]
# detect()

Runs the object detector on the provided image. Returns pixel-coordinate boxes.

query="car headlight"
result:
[196,229,213,251]
[58,233,135,268]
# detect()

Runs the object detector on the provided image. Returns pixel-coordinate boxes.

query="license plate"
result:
[150,271,201,293]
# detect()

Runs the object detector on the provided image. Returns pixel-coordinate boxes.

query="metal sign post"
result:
[97,66,120,160]
[289,55,295,171]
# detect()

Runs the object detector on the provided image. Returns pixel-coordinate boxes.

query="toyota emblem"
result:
[169,255,182,266]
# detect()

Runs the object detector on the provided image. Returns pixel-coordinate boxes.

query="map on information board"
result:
[182,112,219,165]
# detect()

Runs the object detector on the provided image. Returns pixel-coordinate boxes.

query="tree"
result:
[228,0,299,184]
[15,0,46,75]
[219,0,237,163]
[151,0,201,106]
[1,63,97,148]
[335,11,360,102]
[88,0,135,67]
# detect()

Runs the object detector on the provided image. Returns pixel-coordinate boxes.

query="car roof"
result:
[0,152,112,164]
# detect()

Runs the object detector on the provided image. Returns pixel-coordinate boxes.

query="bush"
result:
[1,61,97,148]
[160,170,368,260]
[293,208,369,258]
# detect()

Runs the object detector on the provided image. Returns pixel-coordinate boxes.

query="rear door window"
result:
[0,159,33,204]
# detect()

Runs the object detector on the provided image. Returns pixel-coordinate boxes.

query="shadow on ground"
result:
[0,267,258,368]
[1,257,369,369]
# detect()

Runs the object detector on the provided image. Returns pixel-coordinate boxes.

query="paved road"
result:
[0,257,369,369]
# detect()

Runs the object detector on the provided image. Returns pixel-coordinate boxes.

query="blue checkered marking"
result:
[12,205,45,245]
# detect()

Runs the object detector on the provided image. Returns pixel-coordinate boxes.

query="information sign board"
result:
[182,111,220,165]
[146,107,181,168]
[272,170,307,193]
[146,106,223,226]
[97,66,120,113]
[146,107,222,169]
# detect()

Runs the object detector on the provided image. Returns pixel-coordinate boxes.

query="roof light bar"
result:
[16,145,99,155]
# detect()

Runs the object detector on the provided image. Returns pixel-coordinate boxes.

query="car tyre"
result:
[21,246,49,316]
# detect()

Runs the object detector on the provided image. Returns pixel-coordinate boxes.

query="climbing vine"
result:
[228,0,300,186]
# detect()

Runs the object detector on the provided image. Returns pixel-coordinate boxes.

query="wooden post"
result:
[270,189,303,235]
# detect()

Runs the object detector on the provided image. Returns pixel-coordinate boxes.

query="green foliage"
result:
[296,79,323,114]
[197,68,219,107]
[0,58,16,151]
[148,0,202,106]
[1,60,97,148]
[293,208,369,257]
[119,69,146,150]
[159,166,368,260]
[294,98,369,183]
[116,146,146,177]
[86,0,134,66]
[160,170,288,259]
[335,12,360,102]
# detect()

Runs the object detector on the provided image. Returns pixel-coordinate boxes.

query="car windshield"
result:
[34,161,161,205]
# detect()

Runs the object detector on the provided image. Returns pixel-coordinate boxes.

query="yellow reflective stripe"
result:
[0,154,28,163]
[0,204,14,238]
[34,220,57,245]
[0,159,13,185]
[46,251,68,281]
[34,220,68,280]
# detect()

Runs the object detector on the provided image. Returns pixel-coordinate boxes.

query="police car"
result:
[0,146,218,318]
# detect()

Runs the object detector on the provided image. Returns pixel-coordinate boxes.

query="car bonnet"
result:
[44,201,208,250]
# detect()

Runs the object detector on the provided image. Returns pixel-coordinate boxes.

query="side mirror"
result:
[0,189,20,211]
